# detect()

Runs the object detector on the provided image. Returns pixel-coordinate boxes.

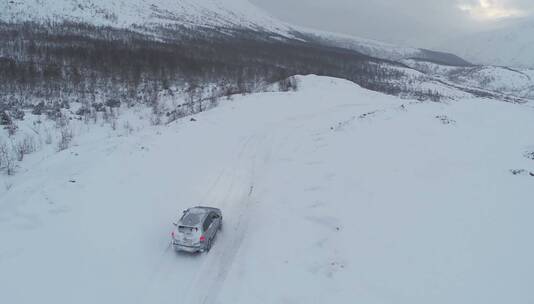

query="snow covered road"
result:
[1,76,534,303]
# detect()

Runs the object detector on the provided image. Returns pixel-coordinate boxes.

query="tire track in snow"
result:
[201,134,256,204]
[139,131,270,304]
[137,135,258,304]
[183,132,270,304]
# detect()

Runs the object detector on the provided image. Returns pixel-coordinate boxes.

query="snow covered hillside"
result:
[301,29,470,66]
[1,76,533,304]
[441,18,534,68]
[0,0,292,34]
[402,59,534,100]
[1,0,467,67]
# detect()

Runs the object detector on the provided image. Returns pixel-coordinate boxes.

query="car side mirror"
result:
[173,222,178,227]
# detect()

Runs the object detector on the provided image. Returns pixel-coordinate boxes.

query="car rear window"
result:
[178,226,197,233]
[181,210,203,226]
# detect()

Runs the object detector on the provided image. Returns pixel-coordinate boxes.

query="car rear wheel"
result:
[206,239,212,252]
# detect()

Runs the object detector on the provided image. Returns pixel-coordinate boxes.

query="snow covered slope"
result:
[402,59,534,100]
[0,0,292,34]
[441,18,534,68]
[1,76,533,303]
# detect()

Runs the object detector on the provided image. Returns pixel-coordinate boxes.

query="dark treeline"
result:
[0,21,413,111]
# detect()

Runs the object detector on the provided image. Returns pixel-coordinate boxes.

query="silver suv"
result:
[172,207,223,253]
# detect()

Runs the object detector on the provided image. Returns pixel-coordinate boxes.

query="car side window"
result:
[208,213,218,229]
[203,215,213,231]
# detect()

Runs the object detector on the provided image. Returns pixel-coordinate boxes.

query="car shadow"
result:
[174,250,204,258]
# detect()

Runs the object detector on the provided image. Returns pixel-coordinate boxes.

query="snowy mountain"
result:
[441,18,534,68]
[1,0,531,124]
[3,0,483,117]
[300,29,471,66]
[1,0,468,67]
[1,75,533,303]
[0,0,292,35]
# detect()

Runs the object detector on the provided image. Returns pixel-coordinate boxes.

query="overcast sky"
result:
[250,0,533,48]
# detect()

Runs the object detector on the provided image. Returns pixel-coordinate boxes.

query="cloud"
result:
[250,0,534,48]
[458,0,528,20]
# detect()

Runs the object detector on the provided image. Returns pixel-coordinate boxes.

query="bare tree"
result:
[185,83,203,114]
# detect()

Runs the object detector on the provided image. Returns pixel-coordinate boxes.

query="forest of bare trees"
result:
[0,21,448,176]
[0,21,431,113]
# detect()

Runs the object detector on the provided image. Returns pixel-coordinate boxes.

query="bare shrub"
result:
[105,99,121,108]
[5,123,18,137]
[102,108,117,124]
[110,117,118,130]
[0,111,12,125]
[82,108,96,124]
[55,112,70,129]
[150,102,165,126]
[123,121,134,135]
[166,107,187,124]
[102,108,110,124]
[14,135,37,161]
[89,109,98,124]
[0,141,7,168]
[5,154,15,175]
[76,106,91,117]
[208,96,219,109]
[44,128,53,145]
[278,76,299,92]
[32,101,45,115]
[10,108,25,120]
[0,142,15,175]
[57,127,74,151]
[14,144,24,161]
[104,108,118,130]
[150,113,162,126]
[185,83,202,114]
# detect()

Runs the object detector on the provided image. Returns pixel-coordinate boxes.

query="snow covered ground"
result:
[1,75,533,303]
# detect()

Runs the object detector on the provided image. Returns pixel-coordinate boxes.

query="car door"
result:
[211,213,221,234]
[203,214,214,240]
[207,213,220,241]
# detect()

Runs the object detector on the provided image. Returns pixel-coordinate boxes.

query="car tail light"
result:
[200,235,206,242]
[171,231,175,238]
